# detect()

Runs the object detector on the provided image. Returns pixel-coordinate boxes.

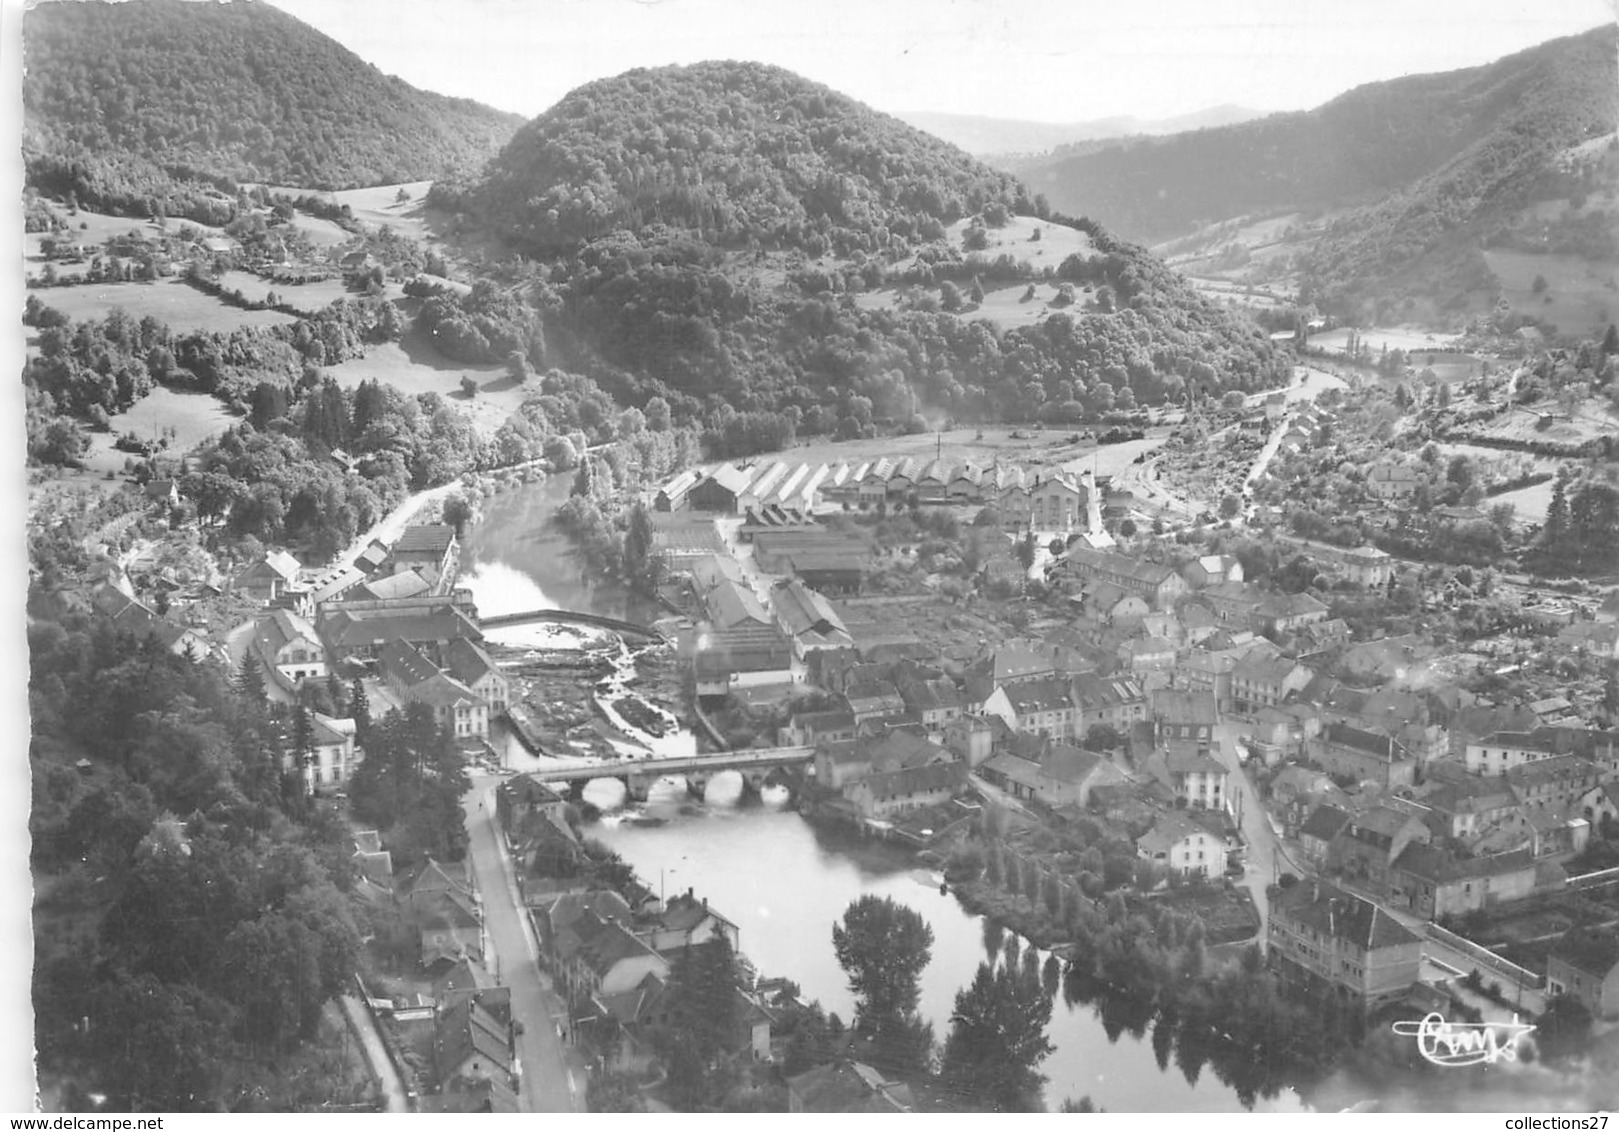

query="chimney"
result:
[1311,880,1319,903]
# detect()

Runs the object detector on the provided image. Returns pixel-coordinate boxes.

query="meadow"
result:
[1483,249,1618,341]
[81,386,238,476]
[320,330,527,440]
[28,278,300,332]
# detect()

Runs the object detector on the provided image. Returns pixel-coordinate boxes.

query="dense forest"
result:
[460,61,1038,256]
[22,0,523,193]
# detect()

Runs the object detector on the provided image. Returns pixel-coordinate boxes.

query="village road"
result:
[463,778,586,1112]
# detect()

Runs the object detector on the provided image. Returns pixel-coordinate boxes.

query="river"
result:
[452,475,1597,1114]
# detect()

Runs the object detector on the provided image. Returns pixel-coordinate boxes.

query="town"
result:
[20,2,1619,1115]
[47,333,1619,1111]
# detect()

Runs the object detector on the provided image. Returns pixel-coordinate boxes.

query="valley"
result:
[18,0,1619,1120]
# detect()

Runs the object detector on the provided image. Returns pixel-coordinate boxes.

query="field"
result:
[26,278,300,333]
[25,208,227,260]
[1483,250,1619,340]
[1307,325,1460,355]
[80,386,238,476]
[941,214,1095,270]
[215,269,398,311]
[1459,398,1618,447]
[265,180,440,245]
[320,329,527,439]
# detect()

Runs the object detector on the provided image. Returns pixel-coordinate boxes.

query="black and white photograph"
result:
[10,0,1619,1115]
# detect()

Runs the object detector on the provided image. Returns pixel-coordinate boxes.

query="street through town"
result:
[462,777,587,1113]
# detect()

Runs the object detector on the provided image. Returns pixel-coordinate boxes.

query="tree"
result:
[350,677,371,745]
[658,934,745,1108]
[1014,531,1037,571]
[1081,724,1123,753]
[1219,493,1242,520]
[832,896,934,1045]
[1543,473,1571,550]
[940,960,1055,1111]
[442,493,473,538]
[1602,323,1618,357]
[235,652,266,708]
[1532,273,1549,295]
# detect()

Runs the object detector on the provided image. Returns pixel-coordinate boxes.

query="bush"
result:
[459,375,478,398]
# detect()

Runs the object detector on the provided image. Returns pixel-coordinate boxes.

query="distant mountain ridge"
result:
[896,105,1264,158]
[1018,26,1617,242]
[1011,24,1618,320]
[23,0,525,190]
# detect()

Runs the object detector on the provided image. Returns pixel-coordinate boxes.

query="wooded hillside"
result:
[23,0,524,191]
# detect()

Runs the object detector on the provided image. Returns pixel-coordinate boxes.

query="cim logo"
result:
[1390,1012,1537,1067]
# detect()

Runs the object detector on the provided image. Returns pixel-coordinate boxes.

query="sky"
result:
[260,0,1616,124]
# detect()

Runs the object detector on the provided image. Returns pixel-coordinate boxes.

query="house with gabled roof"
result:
[253,608,326,691]
[847,759,967,819]
[1037,743,1126,807]
[897,677,962,732]
[352,568,433,603]
[443,637,508,715]
[1389,845,1538,919]
[1070,672,1147,733]
[1328,805,1431,892]
[1143,746,1229,812]
[774,578,854,654]
[386,524,459,593]
[236,550,303,602]
[1136,810,1227,880]
[1268,880,1422,1010]
[1546,926,1619,1019]
[433,996,516,1099]
[1298,803,1353,866]
[1183,554,1244,589]
[1000,676,1077,740]
[1311,722,1415,789]
[844,679,905,723]
[1230,654,1311,715]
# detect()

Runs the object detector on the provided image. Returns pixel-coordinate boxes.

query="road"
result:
[337,994,411,1112]
[1211,720,1305,941]
[463,777,587,1112]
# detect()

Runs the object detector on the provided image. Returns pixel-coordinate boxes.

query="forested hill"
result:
[419,61,1286,428]
[22,0,525,190]
[1016,25,1618,245]
[469,61,1037,256]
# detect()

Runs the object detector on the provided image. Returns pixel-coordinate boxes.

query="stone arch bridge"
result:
[522,746,815,802]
